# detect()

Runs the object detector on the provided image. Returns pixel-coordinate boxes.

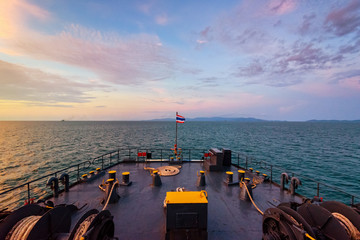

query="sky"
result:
[0,0,360,121]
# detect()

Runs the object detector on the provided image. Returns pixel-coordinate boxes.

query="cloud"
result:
[236,60,265,77]
[324,0,360,36]
[155,13,169,25]
[299,13,316,35]
[267,0,297,16]
[0,0,51,39]
[5,24,175,85]
[0,1,179,86]
[0,60,105,103]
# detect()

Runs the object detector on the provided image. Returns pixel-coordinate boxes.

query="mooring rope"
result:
[102,179,119,211]
[6,215,41,240]
[241,181,264,215]
[73,214,97,240]
[332,212,360,240]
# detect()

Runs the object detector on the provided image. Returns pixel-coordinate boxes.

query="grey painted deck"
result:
[51,162,303,239]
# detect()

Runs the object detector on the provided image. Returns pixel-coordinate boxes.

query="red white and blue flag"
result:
[176,114,185,123]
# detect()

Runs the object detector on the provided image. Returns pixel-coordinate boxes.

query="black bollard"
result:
[197,170,206,186]
[244,178,253,201]
[109,170,116,180]
[226,171,233,183]
[152,170,162,186]
[120,172,132,186]
[102,178,120,205]
[238,170,245,182]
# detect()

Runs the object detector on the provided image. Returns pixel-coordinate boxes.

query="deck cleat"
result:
[120,172,132,186]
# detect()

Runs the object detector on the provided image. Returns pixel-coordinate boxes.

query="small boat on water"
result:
[0,147,359,240]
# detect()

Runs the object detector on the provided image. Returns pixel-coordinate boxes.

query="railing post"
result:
[109,153,112,166]
[237,154,239,167]
[129,149,131,159]
[117,149,120,162]
[160,149,163,161]
[27,183,30,201]
[270,165,273,182]
[189,149,191,161]
[317,183,320,197]
[102,156,104,170]
[352,196,354,206]
[77,164,80,180]
[245,156,248,169]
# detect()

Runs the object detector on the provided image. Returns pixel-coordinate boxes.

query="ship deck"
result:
[50,161,303,239]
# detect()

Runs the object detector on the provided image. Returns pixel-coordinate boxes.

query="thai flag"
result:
[176,114,185,123]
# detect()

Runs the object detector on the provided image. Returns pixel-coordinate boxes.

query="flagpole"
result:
[175,112,178,155]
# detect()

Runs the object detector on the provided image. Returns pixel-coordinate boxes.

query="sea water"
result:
[0,121,359,208]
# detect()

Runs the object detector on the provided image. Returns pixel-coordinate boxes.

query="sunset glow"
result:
[1,0,359,120]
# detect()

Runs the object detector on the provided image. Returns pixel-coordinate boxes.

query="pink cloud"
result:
[267,0,297,15]
[155,13,169,25]
[4,24,175,85]
[0,0,50,38]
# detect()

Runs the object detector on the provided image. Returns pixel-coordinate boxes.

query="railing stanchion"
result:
[352,196,354,206]
[27,183,30,201]
[189,149,191,161]
[161,149,163,161]
[270,165,273,182]
[118,149,120,162]
[110,153,112,166]
[237,154,239,167]
[102,156,104,170]
[77,164,80,180]
[317,183,320,197]
[245,156,248,170]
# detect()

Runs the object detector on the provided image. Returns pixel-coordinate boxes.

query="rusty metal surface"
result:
[50,162,303,239]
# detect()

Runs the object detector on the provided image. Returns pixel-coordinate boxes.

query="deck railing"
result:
[231,151,360,206]
[0,148,358,211]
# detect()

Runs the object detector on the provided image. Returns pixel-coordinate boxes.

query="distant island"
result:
[149,117,360,122]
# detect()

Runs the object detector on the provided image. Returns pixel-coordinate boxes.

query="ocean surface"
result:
[1,121,359,209]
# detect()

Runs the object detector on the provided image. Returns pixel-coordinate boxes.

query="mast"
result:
[175,111,178,153]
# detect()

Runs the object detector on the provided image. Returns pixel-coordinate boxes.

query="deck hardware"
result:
[46,177,59,198]
[108,170,116,180]
[226,171,233,183]
[262,174,269,182]
[280,173,290,190]
[197,170,206,187]
[152,170,162,186]
[59,173,69,192]
[238,170,245,182]
[255,170,260,176]
[243,178,254,201]
[120,172,132,186]
[101,179,120,205]
[290,177,301,195]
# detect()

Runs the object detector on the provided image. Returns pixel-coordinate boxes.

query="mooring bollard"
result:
[197,170,206,186]
[153,170,162,186]
[238,170,245,182]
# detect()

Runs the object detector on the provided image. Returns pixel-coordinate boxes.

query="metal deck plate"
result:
[50,162,303,239]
